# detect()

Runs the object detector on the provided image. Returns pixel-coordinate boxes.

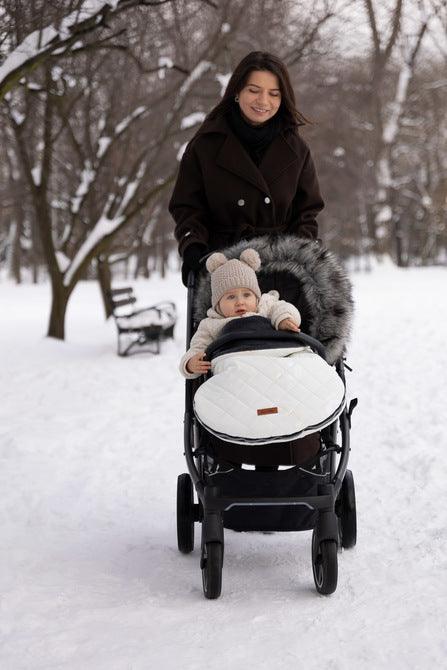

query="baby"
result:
[180,248,301,378]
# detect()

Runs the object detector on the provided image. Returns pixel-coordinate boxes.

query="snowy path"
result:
[0,268,446,669]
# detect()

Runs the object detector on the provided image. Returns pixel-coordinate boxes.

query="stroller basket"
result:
[206,467,320,532]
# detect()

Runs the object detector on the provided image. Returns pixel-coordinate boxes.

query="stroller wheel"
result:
[201,542,223,599]
[177,474,194,553]
[312,531,338,595]
[336,469,357,549]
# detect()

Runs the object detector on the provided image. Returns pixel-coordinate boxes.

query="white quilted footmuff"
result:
[193,347,346,445]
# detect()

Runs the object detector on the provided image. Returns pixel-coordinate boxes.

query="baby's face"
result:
[218,288,258,318]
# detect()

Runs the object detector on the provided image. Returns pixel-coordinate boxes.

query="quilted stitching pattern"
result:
[193,348,345,444]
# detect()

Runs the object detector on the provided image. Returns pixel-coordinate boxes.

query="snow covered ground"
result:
[0,266,446,670]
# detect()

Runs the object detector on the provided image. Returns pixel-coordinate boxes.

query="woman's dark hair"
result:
[208,51,309,128]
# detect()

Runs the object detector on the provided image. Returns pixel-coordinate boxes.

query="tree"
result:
[2,0,234,338]
[363,0,442,264]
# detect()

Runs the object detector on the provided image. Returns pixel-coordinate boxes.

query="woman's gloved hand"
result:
[181,243,207,286]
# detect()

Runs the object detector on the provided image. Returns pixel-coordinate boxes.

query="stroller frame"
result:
[178,271,357,598]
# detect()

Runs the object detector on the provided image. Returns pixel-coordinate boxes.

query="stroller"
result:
[176,236,357,599]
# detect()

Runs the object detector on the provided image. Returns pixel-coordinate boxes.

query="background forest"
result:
[0,0,446,338]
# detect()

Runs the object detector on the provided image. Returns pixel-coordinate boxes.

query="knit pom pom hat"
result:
[206,248,262,309]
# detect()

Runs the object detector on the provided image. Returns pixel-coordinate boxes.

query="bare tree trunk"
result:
[159,234,166,279]
[97,256,113,318]
[134,242,147,279]
[133,251,141,279]
[365,0,429,262]
[47,281,70,339]
[393,219,406,267]
[35,198,68,337]
[30,215,40,283]
[32,260,39,284]
[8,220,22,283]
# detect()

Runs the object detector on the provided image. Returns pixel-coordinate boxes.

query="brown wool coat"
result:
[169,114,324,257]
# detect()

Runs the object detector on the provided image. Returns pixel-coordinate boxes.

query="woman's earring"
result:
[235,95,239,102]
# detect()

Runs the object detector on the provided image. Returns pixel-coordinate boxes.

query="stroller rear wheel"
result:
[312,530,338,595]
[336,469,357,549]
[201,542,223,599]
[177,474,194,553]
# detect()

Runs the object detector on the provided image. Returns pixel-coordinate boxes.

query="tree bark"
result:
[159,234,166,279]
[9,220,22,283]
[47,281,70,339]
[134,242,151,279]
[97,256,113,318]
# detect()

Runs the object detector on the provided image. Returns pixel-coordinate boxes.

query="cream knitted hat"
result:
[206,249,262,309]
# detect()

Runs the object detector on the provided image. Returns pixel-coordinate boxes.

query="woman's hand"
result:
[181,243,207,286]
[278,317,300,332]
[186,351,211,374]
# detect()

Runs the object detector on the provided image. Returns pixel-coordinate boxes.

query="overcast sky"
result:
[317,0,446,61]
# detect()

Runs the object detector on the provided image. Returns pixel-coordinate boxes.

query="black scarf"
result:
[227,103,282,166]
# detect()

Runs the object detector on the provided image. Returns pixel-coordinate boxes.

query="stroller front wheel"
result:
[312,531,338,595]
[201,542,223,599]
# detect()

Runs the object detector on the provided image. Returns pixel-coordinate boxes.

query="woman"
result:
[169,51,324,285]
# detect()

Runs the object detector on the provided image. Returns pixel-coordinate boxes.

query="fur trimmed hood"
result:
[193,235,354,364]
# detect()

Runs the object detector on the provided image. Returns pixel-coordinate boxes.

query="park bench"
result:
[107,286,176,356]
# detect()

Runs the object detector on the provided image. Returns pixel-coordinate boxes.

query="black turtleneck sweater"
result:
[227,103,282,166]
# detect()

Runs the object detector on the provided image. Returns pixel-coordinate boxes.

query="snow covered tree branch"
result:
[0,0,205,101]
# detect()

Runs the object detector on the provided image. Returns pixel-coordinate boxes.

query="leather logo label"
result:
[257,407,278,416]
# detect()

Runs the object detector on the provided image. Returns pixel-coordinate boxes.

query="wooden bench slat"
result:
[112,296,137,308]
[109,287,133,296]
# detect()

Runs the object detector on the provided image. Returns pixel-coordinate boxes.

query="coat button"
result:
[264,196,271,204]
[237,199,245,206]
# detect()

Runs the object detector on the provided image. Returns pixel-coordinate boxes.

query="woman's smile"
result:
[251,105,270,116]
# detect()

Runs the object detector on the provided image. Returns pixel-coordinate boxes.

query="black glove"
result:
[181,243,207,286]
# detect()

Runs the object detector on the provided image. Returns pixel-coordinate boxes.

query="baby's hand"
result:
[186,351,211,374]
[278,318,300,332]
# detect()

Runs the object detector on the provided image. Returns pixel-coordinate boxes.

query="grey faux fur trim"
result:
[194,235,354,364]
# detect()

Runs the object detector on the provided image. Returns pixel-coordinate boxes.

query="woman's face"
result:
[237,70,282,126]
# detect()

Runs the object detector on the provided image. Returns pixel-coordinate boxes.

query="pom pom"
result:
[239,248,261,271]
[206,252,227,273]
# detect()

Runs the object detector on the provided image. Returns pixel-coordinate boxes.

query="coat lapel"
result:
[201,115,299,194]
[259,134,299,186]
[216,131,269,193]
